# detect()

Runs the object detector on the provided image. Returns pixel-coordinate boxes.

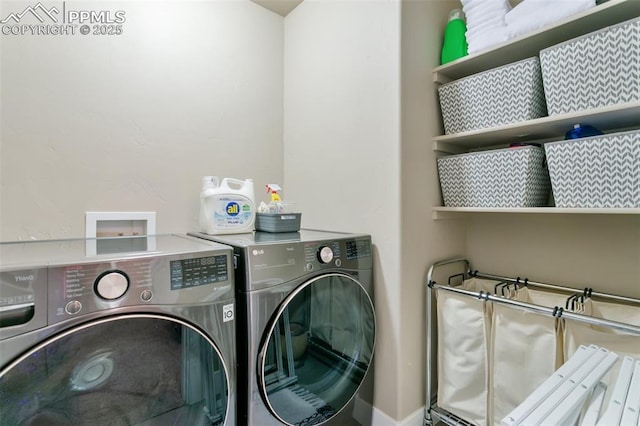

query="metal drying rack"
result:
[423,258,640,426]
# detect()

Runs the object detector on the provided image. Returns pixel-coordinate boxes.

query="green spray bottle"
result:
[441,9,467,65]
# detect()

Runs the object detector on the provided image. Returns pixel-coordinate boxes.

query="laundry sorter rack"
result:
[424,258,640,426]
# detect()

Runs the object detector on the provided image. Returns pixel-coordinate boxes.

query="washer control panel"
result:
[47,251,232,325]
[247,236,372,291]
[169,255,229,290]
[303,240,342,270]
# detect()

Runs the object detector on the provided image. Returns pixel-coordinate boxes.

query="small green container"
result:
[441,9,468,65]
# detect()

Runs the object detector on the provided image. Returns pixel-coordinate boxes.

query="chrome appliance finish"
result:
[0,234,236,426]
[188,229,376,426]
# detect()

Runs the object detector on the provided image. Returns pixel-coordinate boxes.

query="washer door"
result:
[258,273,375,425]
[0,314,229,426]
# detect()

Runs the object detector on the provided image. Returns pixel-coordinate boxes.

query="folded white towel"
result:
[460,0,477,7]
[467,26,510,54]
[467,14,507,34]
[505,0,595,38]
[463,0,511,36]
[463,0,511,17]
[506,0,594,25]
[467,25,509,41]
[465,11,507,20]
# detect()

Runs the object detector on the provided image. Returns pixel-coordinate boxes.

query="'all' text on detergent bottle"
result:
[199,176,256,234]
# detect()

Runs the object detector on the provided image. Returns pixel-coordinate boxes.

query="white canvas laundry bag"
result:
[489,288,570,425]
[436,278,497,426]
[563,299,640,408]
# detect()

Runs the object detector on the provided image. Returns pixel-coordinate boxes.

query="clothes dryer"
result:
[0,234,236,425]
[188,230,375,426]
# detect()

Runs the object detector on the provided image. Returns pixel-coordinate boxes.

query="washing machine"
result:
[0,234,236,425]
[188,230,375,426]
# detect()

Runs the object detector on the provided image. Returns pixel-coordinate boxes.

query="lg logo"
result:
[252,249,265,256]
[14,275,34,282]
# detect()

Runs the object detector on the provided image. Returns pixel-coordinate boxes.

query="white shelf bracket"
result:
[432,71,451,85]
[433,141,467,154]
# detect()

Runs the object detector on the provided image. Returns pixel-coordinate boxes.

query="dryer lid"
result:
[0,234,230,270]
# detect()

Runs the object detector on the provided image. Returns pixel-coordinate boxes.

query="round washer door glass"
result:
[0,315,229,426]
[259,273,375,425]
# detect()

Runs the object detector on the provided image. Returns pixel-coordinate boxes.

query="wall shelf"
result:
[432,101,640,152]
[432,207,640,220]
[432,0,640,83]
[431,1,640,217]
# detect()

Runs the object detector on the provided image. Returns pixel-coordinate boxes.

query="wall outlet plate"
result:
[85,212,156,256]
[85,212,156,238]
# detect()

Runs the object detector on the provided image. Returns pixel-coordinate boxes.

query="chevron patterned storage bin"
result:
[540,17,640,116]
[545,130,640,208]
[437,146,551,207]
[438,57,547,135]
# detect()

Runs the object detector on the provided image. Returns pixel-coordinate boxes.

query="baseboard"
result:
[397,408,425,426]
[354,397,424,426]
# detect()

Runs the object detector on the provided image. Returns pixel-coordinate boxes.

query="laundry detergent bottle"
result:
[199,176,256,235]
[441,9,468,65]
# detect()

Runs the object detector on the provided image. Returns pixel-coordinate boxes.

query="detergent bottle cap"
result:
[565,123,604,140]
[448,8,464,22]
[202,176,217,189]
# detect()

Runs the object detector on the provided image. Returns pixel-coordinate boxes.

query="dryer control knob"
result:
[317,246,334,264]
[95,271,129,300]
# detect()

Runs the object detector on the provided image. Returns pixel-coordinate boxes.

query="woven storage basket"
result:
[437,146,551,208]
[540,17,640,116]
[438,57,547,135]
[544,129,640,208]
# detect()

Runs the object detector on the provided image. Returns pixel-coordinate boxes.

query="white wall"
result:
[284,1,469,422]
[399,0,465,419]
[283,0,403,419]
[467,214,640,298]
[0,0,284,240]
